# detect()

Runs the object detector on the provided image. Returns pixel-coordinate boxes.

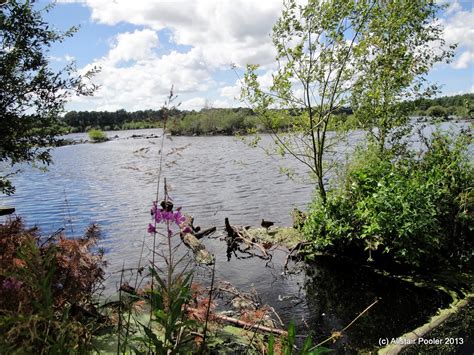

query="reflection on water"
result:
[303,256,451,353]
[1,127,461,352]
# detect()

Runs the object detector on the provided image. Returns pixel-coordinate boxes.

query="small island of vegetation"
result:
[87,128,109,142]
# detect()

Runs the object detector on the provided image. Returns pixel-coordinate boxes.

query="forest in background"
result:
[61,93,474,135]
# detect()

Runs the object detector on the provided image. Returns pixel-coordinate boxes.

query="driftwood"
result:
[120,282,137,295]
[180,216,215,265]
[119,276,288,337]
[181,233,214,265]
[0,207,15,216]
[225,218,271,260]
[195,226,217,239]
[186,307,288,336]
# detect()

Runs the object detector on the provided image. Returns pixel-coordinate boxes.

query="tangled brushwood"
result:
[0,218,107,353]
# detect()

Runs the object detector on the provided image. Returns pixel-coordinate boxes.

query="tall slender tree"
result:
[242,0,453,203]
[351,0,455,152]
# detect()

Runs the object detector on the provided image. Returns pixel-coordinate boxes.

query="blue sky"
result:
[40,0,474,112]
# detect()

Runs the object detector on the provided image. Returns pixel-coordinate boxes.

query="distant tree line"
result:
[61,108,180,132]
[405,93,474,119]
[59,93,473,134]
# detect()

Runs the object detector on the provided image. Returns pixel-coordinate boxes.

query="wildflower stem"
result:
[199,262,216,355]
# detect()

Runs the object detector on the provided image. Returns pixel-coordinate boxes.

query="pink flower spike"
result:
[155,210,163,223]
[151,201,158,213]
[163,211,174,221]
[173,210,186,225]
[147,224,156,234]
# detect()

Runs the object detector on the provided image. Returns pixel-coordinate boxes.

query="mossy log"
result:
[239,226,305,250]
[195,226,217,239]
[181,232,215,265]
[179,216,215,265]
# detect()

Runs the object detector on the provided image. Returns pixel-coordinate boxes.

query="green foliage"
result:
[425,105,448,119]
[267,322,331,355]
[0,0,97,195]
[242,0,452,202]
[243,0,375,202]
[135,270,195,354]
[87,128,108,142]
[303,129,473,269]
[62,108,169,132]
[1,243,92,354]
[121,120,161,130]
[406,93,474,119]
[168,108,260,135]
[351,0,454,151]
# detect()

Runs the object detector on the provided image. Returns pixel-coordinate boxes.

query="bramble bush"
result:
[303,129,473,269]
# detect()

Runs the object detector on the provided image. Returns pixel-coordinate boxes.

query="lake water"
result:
[1,126,462,353]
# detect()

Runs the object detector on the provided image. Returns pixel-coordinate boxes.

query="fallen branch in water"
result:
[224,217,271,260]
[181,232,215,265]
[179,216,215,265]
[195,226,217,239]
[186,308,288,336]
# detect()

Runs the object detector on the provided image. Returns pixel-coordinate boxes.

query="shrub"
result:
[303,130,473,269]
[425,105,448,119]
[0,218,106,353]
[88,128,108,142]
[168,109,260,135]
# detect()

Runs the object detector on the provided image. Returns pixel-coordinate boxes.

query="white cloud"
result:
[441,0,463,15]
[444,84,474,96]
[49,54,76,62]
[220,83,241,100]
[63,0,473,111]
[107,29,158,64]
[212,99,240,108]
[73,46,214,111]
[67,0,280,68]
[440,4,474,69]
[220,68,275,104]
[180,97,207,110]
[453,51,474,69]
[61,0,286,111]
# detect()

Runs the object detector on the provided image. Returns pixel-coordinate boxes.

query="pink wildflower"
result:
[173,210,186,225]
[147,224,156,234]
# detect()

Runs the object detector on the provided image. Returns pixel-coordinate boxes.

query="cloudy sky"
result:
[42,0,473,112]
